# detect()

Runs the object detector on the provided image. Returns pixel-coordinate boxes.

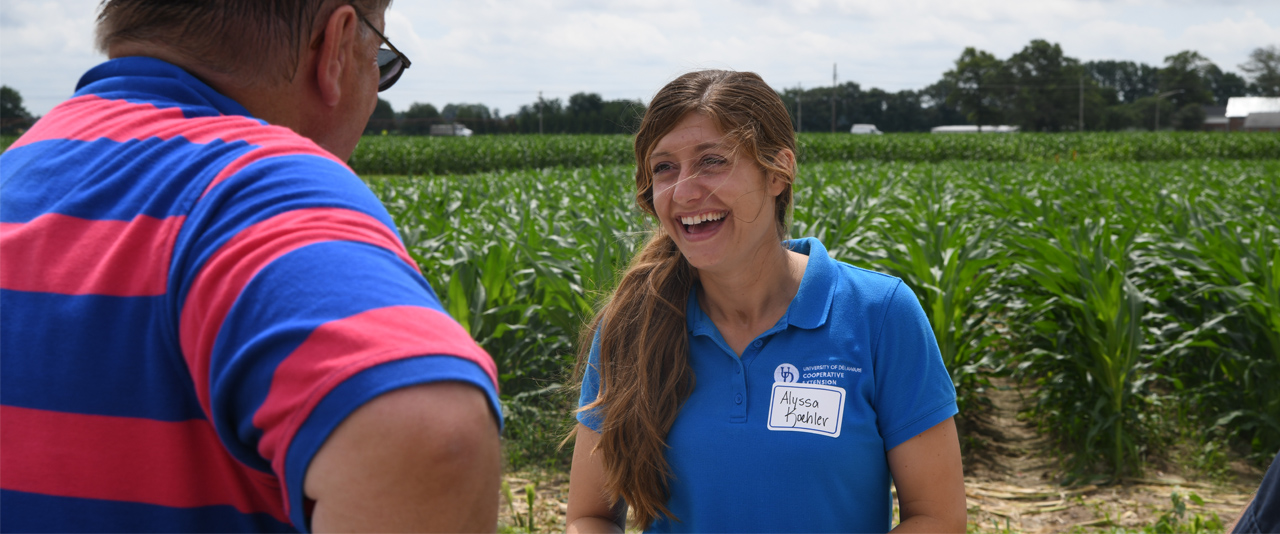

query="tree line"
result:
[364,41,1276,135]
[364,93,646,135]
[937,42,1278,133]
[2,43,1276,136]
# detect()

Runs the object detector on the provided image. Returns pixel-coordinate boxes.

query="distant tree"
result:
[442,103,502,134]
[401,102,440,135]
[943,47,1010,129]
[1,85,33,134]
[1239,45,1280,96]
[917,81,968,129]
[514,97,565,133]
[1084,60,1160,103]
[1004,39,1103,131]
[442,103,491,120]
[598,99,645,133]
[858,88,926,132]
[568,93,605,116]
[1172,103,1206,131]
[1159,51,1216,110]
[365,97,396,134]
[1202,65,1250,105]
[776,80,963,132]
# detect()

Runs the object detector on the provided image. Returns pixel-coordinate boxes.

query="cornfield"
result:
[347,132,1280,175]
[361,140,1279,477]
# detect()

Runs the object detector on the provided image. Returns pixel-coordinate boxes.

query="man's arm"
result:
[304,382,501,532]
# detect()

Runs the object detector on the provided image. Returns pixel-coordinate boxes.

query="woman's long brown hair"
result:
[570,70,797,528]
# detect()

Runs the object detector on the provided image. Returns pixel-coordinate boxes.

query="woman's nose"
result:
[671,168,704,204]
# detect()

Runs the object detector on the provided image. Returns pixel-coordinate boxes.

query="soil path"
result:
[499,376,1264,532]
[961,376,1258,532]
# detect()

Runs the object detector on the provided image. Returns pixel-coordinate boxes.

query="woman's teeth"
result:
[681,211,726,225]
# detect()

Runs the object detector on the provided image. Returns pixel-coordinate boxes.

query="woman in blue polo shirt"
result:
[565,70,966,534]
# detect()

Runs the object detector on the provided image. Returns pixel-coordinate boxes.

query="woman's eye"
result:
[701,155,727,167]
[652,162,674,174]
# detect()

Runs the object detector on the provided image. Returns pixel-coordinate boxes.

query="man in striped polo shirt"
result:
[0,1,502,531]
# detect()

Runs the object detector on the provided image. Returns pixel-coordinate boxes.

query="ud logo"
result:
[773,363,799,383]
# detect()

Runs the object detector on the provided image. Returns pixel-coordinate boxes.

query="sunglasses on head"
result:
[355,9,411,92]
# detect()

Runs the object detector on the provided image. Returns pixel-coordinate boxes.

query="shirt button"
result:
[735,367,741,374]
[735,394,743,404]
[753,340,763,348]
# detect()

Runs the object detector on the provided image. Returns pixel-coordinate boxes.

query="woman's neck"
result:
[696,242,808,340]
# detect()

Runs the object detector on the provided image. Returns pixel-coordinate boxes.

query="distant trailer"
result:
[930,125,1020,134]
[430,123,474,137]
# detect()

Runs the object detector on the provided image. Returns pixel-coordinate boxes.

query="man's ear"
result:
[313,5,361,108]
[769,148,796,196]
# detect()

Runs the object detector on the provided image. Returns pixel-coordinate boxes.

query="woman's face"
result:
[648,113,786,274]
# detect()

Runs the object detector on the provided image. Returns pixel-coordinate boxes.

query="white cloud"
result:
[0,0,102,116]
[1178,12,1280,66]
[0,0,1276,117]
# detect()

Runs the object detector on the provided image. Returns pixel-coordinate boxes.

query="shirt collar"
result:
[783,237,835,330]
[76,56,257,119]
[686,237,836,334]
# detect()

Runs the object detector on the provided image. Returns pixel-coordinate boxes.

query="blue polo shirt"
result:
[1233,450,1280,533]
[579,237,958,533]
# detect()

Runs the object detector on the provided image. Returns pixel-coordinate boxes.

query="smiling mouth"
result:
[680,211,727,235]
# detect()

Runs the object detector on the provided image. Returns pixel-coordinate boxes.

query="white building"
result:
[930,125,1020,134]
[1224,97,1280,131]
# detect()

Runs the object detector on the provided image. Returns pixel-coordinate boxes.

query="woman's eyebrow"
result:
[650,141,726,161]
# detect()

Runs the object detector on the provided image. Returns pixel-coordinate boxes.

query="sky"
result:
[1,0,1277,118]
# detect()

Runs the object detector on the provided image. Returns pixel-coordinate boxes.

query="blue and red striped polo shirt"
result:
[0,57,501,532]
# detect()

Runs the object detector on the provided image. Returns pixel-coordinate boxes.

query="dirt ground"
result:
[499,377,1265,533]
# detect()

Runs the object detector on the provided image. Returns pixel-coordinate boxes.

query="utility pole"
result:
[537,91,543,135]
[831,63,837,133]
[1079,74,1084,132]
[1153,89,1183,131]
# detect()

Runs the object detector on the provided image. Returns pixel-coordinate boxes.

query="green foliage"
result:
[364,98,396,134]
[1158,190,1280,460]
[1013,216,1154,479]
[348,132,1280,176]
[1004,40,1097,132]
[1159,51,1218,109]
[807,165,1006,414]
[1,86,33,135]
[1147,492,1225,534]
[350,135,635,175]
[366,166,645,469]
[363,150,1280,473]
[943,47,1010,128]
[400,102,442,135]
[1240,45,1280,97]
[510,94,646,134]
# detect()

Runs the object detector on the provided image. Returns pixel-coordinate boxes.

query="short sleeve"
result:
[1233,449,1280,533]
[576,327,605,432]
[871,280,958,451]
[174,153,502,531]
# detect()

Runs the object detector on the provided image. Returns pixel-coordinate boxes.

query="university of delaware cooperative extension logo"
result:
[774,363,798,383]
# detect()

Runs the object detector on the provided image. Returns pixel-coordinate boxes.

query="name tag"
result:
[767,382,845,438]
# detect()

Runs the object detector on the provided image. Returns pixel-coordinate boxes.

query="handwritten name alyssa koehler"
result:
[767,383,845,438]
